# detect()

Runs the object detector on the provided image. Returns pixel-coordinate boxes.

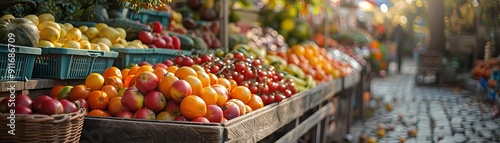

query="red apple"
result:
[138,31,154,44]
[0,97,11,113]
[135,72,159,95]
[171,36,181,49]
[162,35,172,44]
[134,108,156,120]
[170,80,192,103]
[40,99,64,115]
[174,115,188,121]
[116,110,134,118]
[192,117,210,123]
[60,99,78,113]
[163,60,174,67]
[125,86,138,93]
[221,102,240,120]
[164,99,181,116]
[156,111,175,121]
[165,42,175,49]
[15,106,32,114]
[153,21,163,33]
[154,32,162,39]
[153,63,168,70]
[205,105,223,123]
[15,94,32,108]
[148,44,157,48]
[145,91,166,113]
[154,37,167,48]
[139,61,151,67]
[33,95,52,113]
[121,90,145,112]
[213,85,229,106]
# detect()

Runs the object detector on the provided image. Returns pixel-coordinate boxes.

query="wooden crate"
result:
[80,117,224,143]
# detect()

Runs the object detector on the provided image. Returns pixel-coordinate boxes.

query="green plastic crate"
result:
[128,9,171,26]
[33,48,118,80]
[0,44,41,81]
[111,48,192,69]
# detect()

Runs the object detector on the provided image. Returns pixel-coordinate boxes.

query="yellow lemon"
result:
[97,38,112,47]
[66,28,82,41]
[89,43,100,51]
[81,35,89,41]
[117,39,128,46]
[40,26,60,42]
[142,44,149,48]
[58,38,68,44]
[98,43,110,51]
[0,14,15,21]
[99,27,120,42]
[63,23,74,31]
[115,28,127,39]
[111,43,125,48]
[132,40,142,44]
[280,18,295,32]
[128,42,143,48]
[38,21,61,32]
[79,25,88,33]
[90,38,100,44]
[59,28,67,39]
[95,23,108,31]
[52,42,63,47]
[79,40,91,50]
[24,14,39,25]
[38,13,55,23]
[37,40,54,48]
[63,40,81,49]
[85,27,99,40]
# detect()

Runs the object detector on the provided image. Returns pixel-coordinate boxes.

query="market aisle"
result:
[348,59,498,143]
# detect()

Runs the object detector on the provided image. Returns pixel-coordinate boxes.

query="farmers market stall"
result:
[0,0,372,142]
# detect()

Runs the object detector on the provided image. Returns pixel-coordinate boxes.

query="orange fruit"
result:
[166,66,179,73]
[196,71,210,87]
[230,86,251,104]
[108,97,125,116]
[153,68,168,79]
[88,90,109,110]
[245,105,252,113]
[208,73,218,86]
[158,75,179,99]
[136,65,154,76]
[247,94,264,110]
[103,67,122,79]
[101,85,118,99]
[69,85,91,101]
[291,45,306,56]
[184,75,203,96]
[180,95,207,119]
[198,87,218,105]
[88,109,111,117]
[228,79,238,91]
[105,76,124,89]
[50,85,65,99]
[121,69,130,80]
[123,75,136,87]
[175,66,197,79]
[85,73,105,90]
[217,78,231,92]
[128,66,140,75]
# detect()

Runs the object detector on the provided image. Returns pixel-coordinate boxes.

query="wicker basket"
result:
[0,108,85,142]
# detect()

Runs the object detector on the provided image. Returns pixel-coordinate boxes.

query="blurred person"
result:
[391,24,408,73]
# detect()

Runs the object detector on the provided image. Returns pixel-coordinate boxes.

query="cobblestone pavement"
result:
[348,60,499,143]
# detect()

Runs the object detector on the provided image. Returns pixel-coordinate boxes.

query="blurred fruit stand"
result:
[0,0,373,142]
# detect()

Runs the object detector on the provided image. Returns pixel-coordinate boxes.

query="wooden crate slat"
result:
[277,91,309,125]
[275,102,333,143]
[80,117,223,143]
[24,78,68,90]
[223,104,280,142]
[0,81,24,92]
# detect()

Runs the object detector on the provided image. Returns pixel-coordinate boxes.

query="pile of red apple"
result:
[0,94,80,116]
[138,21,181,49]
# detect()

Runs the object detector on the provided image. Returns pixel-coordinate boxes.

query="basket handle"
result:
[51,114,71,123]
[87,52,102,58]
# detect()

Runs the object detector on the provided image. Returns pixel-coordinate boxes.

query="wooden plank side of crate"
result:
[223,104,280,142]
[275,102,333,143]
[343,74,356,90]
[24,79,68,90]
[277,90,310,126]
[308,81,337,109]
[334,78,343,94]
[80,117,223,143]
[0,81,24,92]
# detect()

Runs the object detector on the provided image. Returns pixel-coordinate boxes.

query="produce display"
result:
[0,94,80,115]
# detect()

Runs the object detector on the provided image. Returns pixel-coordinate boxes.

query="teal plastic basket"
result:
[32,48,118,80]
[128,9,171,26]
[111,48,192,69]
[0,44,41,81]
